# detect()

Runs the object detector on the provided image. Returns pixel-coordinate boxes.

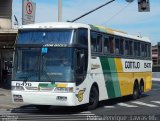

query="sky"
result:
[12,0,160,45]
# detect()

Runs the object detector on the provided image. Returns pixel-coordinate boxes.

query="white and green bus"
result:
[12,22,152,110]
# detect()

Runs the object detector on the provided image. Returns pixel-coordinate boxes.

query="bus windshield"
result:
[13,48,74,82]
[17,29,74,44]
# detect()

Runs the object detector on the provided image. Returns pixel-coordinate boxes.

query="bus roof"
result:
[19,22,90,30]
[19,22,150,43]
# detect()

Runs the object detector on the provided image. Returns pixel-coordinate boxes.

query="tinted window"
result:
[129,41,133,56]
[141,43,145,57]
[119,38,124,55]
[109,36,114,54]
[134,42,140,57]
[125,40,129,56]
[125,40,133,56]
[17,30,74,44]
[115,38,120,55]
[91,32,102,53]
[13,48,74,82]
[104,36,110,53]
[115,37,124,55]
[91,33,97,52]
[148,44,151,58]
[77,28,88,45]
[97,35,102,52]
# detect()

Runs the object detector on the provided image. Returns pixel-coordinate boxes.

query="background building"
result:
[152,42,160,72]
[152,45,158,65]
[152,42,160,65]
[0,0,17,88]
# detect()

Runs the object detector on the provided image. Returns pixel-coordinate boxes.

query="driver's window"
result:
[75,49,88,86]
[76,51,84,74]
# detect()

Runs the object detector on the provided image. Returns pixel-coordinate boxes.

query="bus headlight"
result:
[13,94,23,102]
[12,86,25,91]
[54,87,73,93]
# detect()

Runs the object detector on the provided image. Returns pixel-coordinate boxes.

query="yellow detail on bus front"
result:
[56,84,67,88]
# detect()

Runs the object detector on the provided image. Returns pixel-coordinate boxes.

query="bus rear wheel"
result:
[132,82,140,100]
[139,81,144,97]
[88,86,99,110]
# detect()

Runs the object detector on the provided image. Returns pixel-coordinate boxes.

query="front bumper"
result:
[12,91,76,106]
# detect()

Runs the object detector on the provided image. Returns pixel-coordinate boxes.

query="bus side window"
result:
[134,42,140,57]
[109,36,114,54]
[144,43,148,57]
[91,33,97,52]
[141,43,145,57]
[134,42,137,56]
[115,37,120,55]
[137,42,140,56]
[119,38,124,55]
[91,32,102,53]
[97,34,102,52]
[104,36,110,54]
[125,40,133,56]
[129,40,133,56]
[125,40,129,56]
[148,44,151,58]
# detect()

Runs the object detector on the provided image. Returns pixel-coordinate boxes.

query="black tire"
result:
[88,86,99,110]
[35,105,51,111]
[132,82,140,100]
[139,82,144,97]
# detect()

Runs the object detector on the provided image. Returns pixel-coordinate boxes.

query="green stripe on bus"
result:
[108,58,121,97]
[100,57,115,98]
[38,83,56,88]
[100,57,121,98]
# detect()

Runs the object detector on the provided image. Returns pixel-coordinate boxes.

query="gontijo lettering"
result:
[125,61,140,69]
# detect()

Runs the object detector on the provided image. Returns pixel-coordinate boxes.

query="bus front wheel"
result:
[88,86,99,110]
[35,105,51,111]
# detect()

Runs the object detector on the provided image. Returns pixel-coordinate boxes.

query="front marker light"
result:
[12,86,25,91]
[54,87,73,93]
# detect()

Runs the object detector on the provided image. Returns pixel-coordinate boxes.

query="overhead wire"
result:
[101,2,133,26]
